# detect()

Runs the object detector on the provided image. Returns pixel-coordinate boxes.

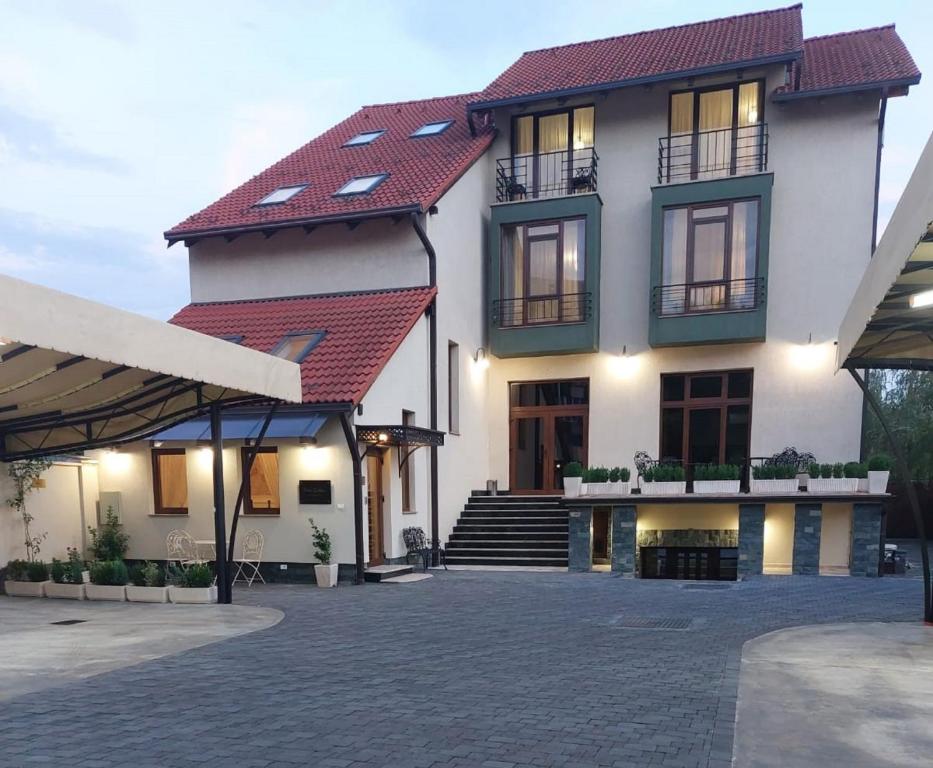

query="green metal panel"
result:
[488,194,602,357]
[649,173,773,347]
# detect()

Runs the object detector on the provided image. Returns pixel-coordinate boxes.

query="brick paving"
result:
[0,572,923,768]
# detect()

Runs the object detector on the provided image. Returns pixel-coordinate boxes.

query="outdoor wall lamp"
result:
[473,347,490,370]
[299,436,318,447]
[909,288,933,308]
[377,432,389,444]
[612,345,638,378]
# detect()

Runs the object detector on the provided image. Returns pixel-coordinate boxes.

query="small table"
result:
[194,540,216,561]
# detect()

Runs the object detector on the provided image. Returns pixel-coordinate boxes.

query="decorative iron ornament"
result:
[355,424,445,448]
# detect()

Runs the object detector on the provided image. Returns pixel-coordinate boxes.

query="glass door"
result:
[511,416,546,492]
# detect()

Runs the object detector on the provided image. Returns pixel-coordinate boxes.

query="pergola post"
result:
[210,403,230,605]
[848,368,932,622]
[340,412,366,585]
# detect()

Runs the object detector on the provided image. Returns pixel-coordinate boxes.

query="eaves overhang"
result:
[772,75,921,102]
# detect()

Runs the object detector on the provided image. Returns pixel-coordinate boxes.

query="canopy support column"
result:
[848,367,932,622]
[210,404,230,605]
[340,412,365,585]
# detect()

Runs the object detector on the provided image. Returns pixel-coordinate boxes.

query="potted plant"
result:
[126,561,169,603]
[562,461,584,498]
[693,464,741,494]
[608,467,631,495]
[88,507,129,562]
[867,454,892,494]
[583,466,611,495]
[750,463,799,494]
[86,559,128,601]
[168,563,216,603]
[640,464,686,495]
[3,559,50,597]
[844,461,869,492]
[46,548,86,600]
[309,518,337,587]
[807,462,858,493]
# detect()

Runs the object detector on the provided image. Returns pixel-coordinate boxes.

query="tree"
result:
[6,458,53,561]
[863,369,933,482]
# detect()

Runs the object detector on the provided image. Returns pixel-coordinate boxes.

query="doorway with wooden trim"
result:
[509,379,589,494]
[366,452,385,566]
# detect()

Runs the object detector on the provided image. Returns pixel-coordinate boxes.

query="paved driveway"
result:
[0,572,923,768]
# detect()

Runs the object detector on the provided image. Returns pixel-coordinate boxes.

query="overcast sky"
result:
[1,0,931,318]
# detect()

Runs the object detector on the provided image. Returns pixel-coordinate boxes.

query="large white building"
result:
[4,5,921,582]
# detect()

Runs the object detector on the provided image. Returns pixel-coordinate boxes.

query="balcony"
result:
[658,124,768,184]
[492,292,592,329]
[496,147,598,203]
[652,278,765,317]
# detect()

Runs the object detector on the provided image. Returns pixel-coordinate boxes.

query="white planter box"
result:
[608,481,630,495]
[45,582,85,600]
[563,477,582,498]
[314,563,339,588]
[85,584,126,601]
[169,585,217,604]
[584,482,612,496]
[808,478,859,493]
[750,479,799,494]
[693,480,741,495]
[4,580,49,597]
[868,470,890,494]
[857,478,869,493]
[126,585,169,603]
[640,481,687,496]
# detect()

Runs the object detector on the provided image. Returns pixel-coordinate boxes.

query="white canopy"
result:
[837,132,933,370]
[0,274,303,459]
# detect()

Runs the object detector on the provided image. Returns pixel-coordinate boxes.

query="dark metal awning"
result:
[153,408,327,442]
[356,424,445,447]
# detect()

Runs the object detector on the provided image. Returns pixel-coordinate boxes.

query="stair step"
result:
[462,508,567,516]
[445,556,568,567]
[450,532,568,541]
[447,542,568,551]
[364,565,413,583]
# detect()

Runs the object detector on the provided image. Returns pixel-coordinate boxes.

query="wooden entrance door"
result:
[509,379,589,494]
[366,453,384,566]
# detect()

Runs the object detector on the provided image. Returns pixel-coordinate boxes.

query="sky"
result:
[1,0,931,319]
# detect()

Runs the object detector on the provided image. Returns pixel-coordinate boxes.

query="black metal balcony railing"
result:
[652,277,765,317]
[658,124,768,184]
[496,148,598,203]
[492,292,592,328]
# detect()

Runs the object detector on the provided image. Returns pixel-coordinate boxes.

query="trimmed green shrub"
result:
[695,464,739,481]
[844,462,867,479]
[645,464,685,483]
[808,462,821,479]
[868,454,892,472]
[88,507,129,561]
[586,466,610,483]
[25,560,48,582]
[752,464,770,480]
[180,562,213,588]
[618,467,631,482]
[89,559,128,586]
[608,467,621,482]
[820,464,834,480]
[832,462,845,479]
[5,559,29,581]
[51,551,83,585]
[563,461,583,479]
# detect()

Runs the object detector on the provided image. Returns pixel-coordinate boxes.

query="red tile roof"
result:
[775,26,920,99]
[169,287,436,405]
[469,5,804,109]
[165,94,494,242]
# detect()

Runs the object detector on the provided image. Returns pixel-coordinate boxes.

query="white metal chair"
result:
[166,529,204,568]
[232,529,266,586]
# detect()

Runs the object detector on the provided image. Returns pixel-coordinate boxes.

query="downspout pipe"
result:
[848,367,932,623]
[411,212,440,564]
[871,93,888,254]
[340,411,366,584]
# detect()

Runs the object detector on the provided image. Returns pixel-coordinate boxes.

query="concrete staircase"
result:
[445,492,568,567]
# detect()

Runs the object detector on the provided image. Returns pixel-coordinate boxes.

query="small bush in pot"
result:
[563,461,584,497]
[3,558,50,597]
[86,559,128,601]
[309,518,338,588]
[867,454,892,494]
[87,507,129,562]
[606,466,631,495]
[167,562,216,603]
[808,461,858,493]
[751,463,798,493]
[832,462,845,479]
[5,559,29,582]
[126,561,169,603]
[693,464,740,494]
[47,548,86,599]
[640,463,686,495]
[584,466,612,495]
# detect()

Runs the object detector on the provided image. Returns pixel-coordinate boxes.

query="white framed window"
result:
[334,174,388,196]
[256,184,307,206]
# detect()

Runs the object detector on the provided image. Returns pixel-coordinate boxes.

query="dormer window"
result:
[344,129,386,147]
[411,120,453,137]
[271,331,326,362]
[256,185,307,206]
[334,174,388,196]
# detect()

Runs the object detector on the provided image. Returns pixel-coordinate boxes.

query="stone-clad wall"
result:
[793,504,822,575]
[635,528,737,576]
[850,502,883,577]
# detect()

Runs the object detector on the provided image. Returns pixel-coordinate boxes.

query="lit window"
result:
[411,120,453,137]
[334,174,388,196]
[256,185,307,206]
[242,447,280,515]
[344,129,386,147]
[271,331,325,362]
[152,449,188,515]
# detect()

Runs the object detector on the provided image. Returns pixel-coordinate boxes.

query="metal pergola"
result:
[0,275,303,604]
[837,131,933,622]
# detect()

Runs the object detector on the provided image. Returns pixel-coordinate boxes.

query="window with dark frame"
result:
[448,341,460,435]
[659,370,753,476]
[510,105,595,198]
[401,410,415,512]
[659,198,760,316]
[499,217,586,327]
[241,447,280,515]
[152,448,188,515]
[270,331,325,362]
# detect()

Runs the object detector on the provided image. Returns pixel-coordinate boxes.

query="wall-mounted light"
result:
[610,345,639,378]
[377,432,389,444]
[473,347,490,370]
[151,440,164,448]
[299,436,318,447]
[909,289,933,309]
[790,333,825,370]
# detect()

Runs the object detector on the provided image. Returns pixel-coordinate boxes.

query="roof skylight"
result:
[344,129,386,147]
[256,184,307,206]
[411,120,453,137]
[271,331,326,363]
[334,174,388,196]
